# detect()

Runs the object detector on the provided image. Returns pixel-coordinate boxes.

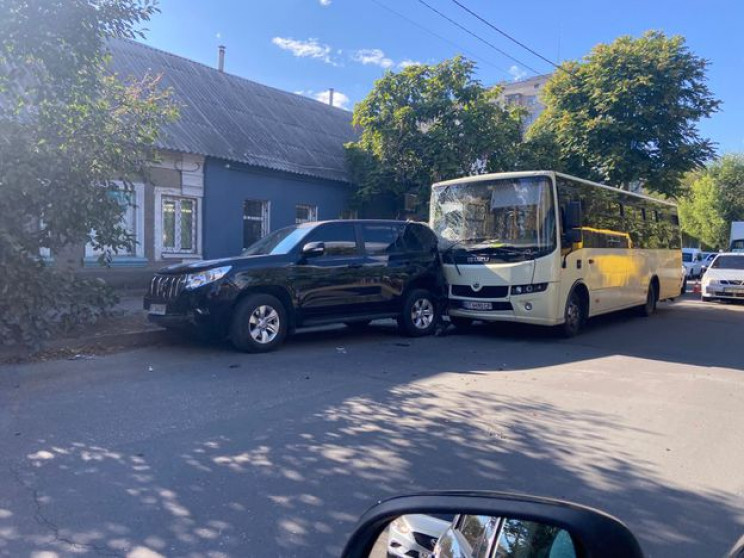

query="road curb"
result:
[1,327,179,364]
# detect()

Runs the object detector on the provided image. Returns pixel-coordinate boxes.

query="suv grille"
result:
[721,279,744,286]
[149,274,186,301]
[451,284,508,299]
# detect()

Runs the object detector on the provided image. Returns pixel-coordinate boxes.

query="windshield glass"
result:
[682,253,693,262]
[241,225,310,256]
[430,177,556,254]
[731,239,744,252]
[711,255,744,270]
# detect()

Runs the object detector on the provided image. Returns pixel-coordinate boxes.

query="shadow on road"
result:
[2,295,743,557]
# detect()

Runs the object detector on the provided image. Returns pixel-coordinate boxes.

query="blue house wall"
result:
[204,158,352,259]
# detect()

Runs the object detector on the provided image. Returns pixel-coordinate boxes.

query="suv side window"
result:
[403,223,437,253]
[361,223,405,255]
[304,223,359,256]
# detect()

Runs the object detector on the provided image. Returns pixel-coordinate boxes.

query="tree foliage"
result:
[0,0,177,346]
[346,57,523,215]
[678,154,744,249]
[531,31,720,197]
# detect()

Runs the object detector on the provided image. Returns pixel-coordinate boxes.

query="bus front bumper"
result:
[447,283,561,326]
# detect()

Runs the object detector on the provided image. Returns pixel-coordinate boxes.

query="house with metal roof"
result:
[80,38,356,269]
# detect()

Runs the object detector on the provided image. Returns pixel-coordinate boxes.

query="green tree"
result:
[346,57,523,216]
[0,0,177,346]
[531,31,720,197]
[678,154,744,248]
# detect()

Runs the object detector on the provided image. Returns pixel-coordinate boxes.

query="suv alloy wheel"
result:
[398,289,439,337]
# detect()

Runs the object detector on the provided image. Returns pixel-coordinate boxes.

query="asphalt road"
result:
[1,295,743,558]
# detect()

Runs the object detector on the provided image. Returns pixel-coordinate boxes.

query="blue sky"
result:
[142,0,743,154]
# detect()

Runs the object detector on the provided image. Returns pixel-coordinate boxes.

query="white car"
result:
[387,513,452,558]
[682,248,703,278]
[701,253,744,302]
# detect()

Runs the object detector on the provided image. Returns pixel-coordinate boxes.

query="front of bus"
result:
[431,171,563,326]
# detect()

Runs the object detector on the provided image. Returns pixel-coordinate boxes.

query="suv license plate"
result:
[149,303,166,316]
[463,301,492,311]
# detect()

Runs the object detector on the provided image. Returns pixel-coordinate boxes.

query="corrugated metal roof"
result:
[107,39,356,184]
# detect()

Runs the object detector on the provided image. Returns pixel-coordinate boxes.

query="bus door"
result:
[581,228,630,312]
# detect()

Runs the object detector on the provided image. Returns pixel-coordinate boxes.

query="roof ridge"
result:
[109,37,351,114]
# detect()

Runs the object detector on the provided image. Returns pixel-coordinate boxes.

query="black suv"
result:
[143,220,445,352]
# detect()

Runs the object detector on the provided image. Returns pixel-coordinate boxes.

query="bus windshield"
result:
[430,176,556,255]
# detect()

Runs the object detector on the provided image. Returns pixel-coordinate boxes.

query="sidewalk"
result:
[0,292,174,364]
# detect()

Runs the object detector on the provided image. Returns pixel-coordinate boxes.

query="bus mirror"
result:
[563,228,582,246]
[565,201,582,230]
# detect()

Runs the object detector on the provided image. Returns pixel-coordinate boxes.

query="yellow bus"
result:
[430,171,682,336]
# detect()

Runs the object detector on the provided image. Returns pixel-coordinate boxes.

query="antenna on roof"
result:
[218,45,225,72]
[328,88,334,107]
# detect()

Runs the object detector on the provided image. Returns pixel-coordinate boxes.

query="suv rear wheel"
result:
[398,289,438,337]
[230,294,288,353]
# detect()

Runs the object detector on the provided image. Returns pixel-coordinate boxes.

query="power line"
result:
[414,0,541,75]
[368,0,511,76]
[450,0,562,71]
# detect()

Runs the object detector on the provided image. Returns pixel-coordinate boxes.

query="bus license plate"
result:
[149,303,167,316]
[463,301,492,311]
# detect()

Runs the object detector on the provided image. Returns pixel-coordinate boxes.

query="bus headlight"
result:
[511,283,548,295]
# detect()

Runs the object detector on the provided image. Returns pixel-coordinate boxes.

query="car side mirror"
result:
[341,491,644,558]
[301,241,325,258]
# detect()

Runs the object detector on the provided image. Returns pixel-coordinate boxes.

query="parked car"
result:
[143,220,446,352]
[682,248,703,278]
[387,513,452,558]
[700,252,717,274]
[701,253,744,303]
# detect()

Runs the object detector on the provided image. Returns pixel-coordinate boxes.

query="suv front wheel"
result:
[398,289,438,337]
[230,293,288,353]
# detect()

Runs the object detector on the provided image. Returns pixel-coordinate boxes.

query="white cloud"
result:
[319,0,332,5]
[509,65,528,81]
[314,89,350,109]
[351,48,394,69]
[272,37,334,64]
[294,89,351,110]
[398,59,422,69]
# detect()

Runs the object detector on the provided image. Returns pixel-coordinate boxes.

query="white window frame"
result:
[85,182,145,261]
[155,187,203,260]
[243,199,270,248]
[161,195,198,255]
[295,204,318,224]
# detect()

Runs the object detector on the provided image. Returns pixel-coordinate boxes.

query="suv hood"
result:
[158,254,288,275]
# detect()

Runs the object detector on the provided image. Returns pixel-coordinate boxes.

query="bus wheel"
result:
[639,281,658,317]
[561,291,585,338]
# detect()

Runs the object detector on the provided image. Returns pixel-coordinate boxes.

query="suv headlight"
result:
[706,279,719,286]
[184,266,232,290]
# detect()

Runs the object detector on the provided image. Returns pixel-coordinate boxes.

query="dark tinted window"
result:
[361,223,405,255]
[556,178,680,249]
[403,223,438,252]
[711,255,744,269]
[304,223,358,256]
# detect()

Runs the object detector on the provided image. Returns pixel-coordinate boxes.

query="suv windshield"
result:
[430,177,556,256]
[682,253,693,262]
[242,225,310,256]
